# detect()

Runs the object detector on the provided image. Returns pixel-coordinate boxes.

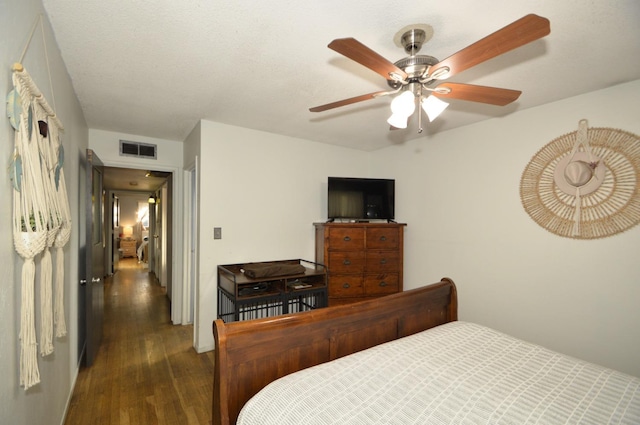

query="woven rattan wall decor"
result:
[520,119,640,239]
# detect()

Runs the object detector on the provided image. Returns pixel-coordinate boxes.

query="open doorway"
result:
[102,167,172,287]
[99,164,188,329]
[111,193,153,273]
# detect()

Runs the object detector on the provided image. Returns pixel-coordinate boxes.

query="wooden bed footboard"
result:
[212,278,458,425]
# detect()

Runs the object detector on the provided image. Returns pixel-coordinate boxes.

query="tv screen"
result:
[328,177,395,221]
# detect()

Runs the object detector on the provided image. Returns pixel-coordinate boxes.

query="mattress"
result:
[237,321,640,425]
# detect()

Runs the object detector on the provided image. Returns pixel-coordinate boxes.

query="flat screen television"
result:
[327,177,395,221]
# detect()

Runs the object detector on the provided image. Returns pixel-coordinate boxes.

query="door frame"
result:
[183,159,198,343]
[94,159,184,325]
[84,149,105,366]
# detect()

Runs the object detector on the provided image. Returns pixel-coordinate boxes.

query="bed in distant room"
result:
[136,234,148,262]
[212,278,640,425]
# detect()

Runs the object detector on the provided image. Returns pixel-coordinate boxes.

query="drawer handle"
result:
[379,281,387,287]
[380,235,387,241]
[343,259,351,265]
[343,236,351,241]
[342,283,351,289]
[379,258,387,265]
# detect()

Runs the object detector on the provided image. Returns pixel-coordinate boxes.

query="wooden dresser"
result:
[120,239,137,258]
[314,222,406,306]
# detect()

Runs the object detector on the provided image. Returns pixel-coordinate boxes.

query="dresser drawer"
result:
[365,227,399,250]
[122,247,136,257]
[364,273,399,296]
[328,275,364,297]
[328,227,365,250]
[365,251,399,272]
[328,251,365,273]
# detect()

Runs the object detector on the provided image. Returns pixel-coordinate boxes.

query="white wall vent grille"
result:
[119,140,157,159]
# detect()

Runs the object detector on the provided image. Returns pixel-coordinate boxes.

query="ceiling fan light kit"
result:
[387,91,416,128]
[310,14,551,133]
[422,95,449,122]
[387,113,409,129]
[390,91,416,116]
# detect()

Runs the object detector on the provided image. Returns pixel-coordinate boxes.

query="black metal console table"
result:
[217,259,327,323]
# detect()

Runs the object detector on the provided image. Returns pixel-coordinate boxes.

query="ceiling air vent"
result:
[119,140,157,159]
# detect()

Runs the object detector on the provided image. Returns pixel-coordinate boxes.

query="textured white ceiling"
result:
[42,0,640,151]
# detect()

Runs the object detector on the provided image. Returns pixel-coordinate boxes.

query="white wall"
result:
[116,193,149,237]
[371,80,640,377]
[89,128,183,165]
[194,121,369,351]
[1,1,88,424]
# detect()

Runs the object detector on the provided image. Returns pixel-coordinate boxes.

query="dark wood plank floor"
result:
[64,258,214,425]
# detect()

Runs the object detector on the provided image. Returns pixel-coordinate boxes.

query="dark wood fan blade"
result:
[428,14,550,80]
[310,90,389,112]
[432,83,521,106]
[328,38,408,81]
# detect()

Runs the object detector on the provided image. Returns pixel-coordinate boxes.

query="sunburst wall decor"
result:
[520,119,640,239]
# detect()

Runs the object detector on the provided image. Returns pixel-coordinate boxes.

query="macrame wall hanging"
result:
[7,15,71,390]
[520,119,640,239]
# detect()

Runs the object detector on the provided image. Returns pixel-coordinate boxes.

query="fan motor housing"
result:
[388,55,439,89]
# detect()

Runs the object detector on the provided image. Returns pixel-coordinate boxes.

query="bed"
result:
[212,278,640,425]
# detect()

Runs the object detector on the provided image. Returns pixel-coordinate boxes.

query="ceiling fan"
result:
[310,14,550,132]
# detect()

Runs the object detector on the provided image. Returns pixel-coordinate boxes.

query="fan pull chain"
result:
[417,96,423,133]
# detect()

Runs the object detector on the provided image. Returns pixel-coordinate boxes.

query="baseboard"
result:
[194,342,215,354]
[60,344,85,425]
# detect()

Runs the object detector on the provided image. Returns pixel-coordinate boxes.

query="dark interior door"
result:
[85,149,105,366]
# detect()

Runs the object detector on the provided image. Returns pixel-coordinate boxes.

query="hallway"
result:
[64,259,214,424]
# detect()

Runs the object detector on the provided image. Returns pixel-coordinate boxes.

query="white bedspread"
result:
[237,321,640,425]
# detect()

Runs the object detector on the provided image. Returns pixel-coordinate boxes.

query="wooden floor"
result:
[64,258,215,425]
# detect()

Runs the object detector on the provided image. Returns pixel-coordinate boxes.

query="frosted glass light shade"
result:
[387,113,409,129]
[421,95,449,122]
[390,91,416,116]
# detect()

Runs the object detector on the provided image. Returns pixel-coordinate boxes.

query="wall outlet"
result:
[213,227,222,239]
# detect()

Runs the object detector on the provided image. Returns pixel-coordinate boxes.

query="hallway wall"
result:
[1,1,88,424]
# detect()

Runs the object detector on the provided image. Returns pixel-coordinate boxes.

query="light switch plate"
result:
[213,227,222,239]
